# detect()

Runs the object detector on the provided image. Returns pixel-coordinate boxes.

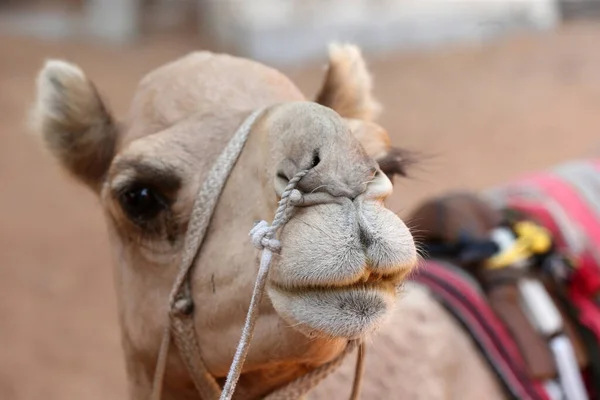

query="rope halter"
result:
[150,109,366,400]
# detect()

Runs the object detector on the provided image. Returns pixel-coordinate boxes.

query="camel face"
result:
[30,44,418,397]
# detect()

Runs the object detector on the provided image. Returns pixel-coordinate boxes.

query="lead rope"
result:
[350,342,366,400]
[219,170,308,399]
[151,108,365,400]
[220,171,365,400]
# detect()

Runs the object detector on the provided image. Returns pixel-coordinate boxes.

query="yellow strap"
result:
[485,221,552,270]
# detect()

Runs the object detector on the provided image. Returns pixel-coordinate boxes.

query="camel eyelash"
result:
[110,159,182,195]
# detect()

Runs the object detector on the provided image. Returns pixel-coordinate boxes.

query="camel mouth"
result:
[267,269,404,339]
[268,286,396,339]
[353,269,407,289]
[269,269,406,294]
[266,190,418,339]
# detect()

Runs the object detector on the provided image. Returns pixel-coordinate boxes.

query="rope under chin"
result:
[150,108,365,400]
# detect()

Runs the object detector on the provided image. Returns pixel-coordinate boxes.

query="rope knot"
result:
[249,220,281,252]
[289,189,303,205]
[172,297,194,316]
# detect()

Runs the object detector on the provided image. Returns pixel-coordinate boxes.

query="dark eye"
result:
[119,186,166,222]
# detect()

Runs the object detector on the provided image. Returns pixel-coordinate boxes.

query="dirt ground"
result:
[2,21,600,400]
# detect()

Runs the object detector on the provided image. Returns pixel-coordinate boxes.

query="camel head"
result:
[29,44,417,398]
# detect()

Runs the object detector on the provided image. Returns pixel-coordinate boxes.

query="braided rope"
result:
[221,169,364,400]
[220,170,308,399]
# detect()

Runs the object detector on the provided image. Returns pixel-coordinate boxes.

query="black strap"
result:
[421,231,499,264]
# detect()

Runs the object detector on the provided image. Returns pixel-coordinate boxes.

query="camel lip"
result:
[267,281,397,339]
[269,269,404,294]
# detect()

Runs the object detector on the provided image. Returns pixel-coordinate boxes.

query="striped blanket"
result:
[411,159,600,400]
[486,159,600,344]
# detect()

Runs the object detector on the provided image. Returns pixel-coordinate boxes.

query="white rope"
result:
[219,170,365,400]
[220,171,308,399]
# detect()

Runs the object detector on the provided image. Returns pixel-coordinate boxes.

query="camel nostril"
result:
[276,171,288,181]
[311,150,321,169]
[274,167,295,197]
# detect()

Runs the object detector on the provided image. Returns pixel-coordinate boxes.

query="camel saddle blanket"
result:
[410,158,600,400]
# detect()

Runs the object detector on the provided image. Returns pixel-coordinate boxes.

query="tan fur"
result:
[313,283,506,399]
[29,45,505,400]
[31,60,117,191]
[315,43,382,122]
[315,45,411,180]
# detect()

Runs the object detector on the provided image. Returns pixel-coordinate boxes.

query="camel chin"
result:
[267,283,397,339]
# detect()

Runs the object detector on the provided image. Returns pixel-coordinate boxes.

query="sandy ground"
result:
[2,21,600,399]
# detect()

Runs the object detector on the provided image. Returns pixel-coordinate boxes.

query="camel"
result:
[28,43,429,399]
[30,40,543,399]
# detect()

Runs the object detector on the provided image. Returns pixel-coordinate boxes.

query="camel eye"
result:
[119,186,166,223]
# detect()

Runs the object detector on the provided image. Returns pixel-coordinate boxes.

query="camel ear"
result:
[315,43,381,121]
[346,118,414,181]
[30,59,118,191]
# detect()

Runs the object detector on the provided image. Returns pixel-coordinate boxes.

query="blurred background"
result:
[2,1,600,399]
